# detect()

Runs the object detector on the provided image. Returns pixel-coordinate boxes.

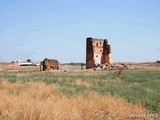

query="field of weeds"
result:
[0,70,160,120]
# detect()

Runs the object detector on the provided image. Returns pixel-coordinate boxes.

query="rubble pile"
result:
[93,63,134,71]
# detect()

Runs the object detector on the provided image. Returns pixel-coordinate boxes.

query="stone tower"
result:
[86,37,111,69]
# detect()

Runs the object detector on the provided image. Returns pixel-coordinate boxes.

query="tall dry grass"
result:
[0,81,148,120]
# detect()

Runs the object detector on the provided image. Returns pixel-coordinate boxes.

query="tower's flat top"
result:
[87,37,108,41]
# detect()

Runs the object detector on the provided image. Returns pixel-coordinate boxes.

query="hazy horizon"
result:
[0,0,160,63]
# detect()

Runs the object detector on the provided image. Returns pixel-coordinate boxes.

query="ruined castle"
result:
[86,37,111,69]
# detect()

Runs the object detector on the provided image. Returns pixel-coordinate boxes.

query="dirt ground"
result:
[0,62,160,72]
[124,62,160,71]
[0,62,40,72]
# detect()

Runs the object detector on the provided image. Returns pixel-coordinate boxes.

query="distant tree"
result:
[11,61,15,63]
[70,62,74,65]
[27,59,32,62]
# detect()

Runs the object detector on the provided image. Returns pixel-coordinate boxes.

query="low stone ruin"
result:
[92,63,134,71]
[156,61,160,63]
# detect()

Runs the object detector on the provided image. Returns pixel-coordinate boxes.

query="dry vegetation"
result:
[0,81,148,120]
[0,63,40,71]
[0,62,159,119]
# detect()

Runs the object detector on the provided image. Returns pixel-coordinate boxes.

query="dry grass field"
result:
[0,63,40,71]
[0,81,147,120]
[0,62,160,120]
[1,62,160,71]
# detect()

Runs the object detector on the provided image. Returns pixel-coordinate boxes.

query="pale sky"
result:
[0,0,160,63]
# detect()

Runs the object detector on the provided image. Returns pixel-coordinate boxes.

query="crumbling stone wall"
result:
[86,37,111,69]
[43,58,59,71]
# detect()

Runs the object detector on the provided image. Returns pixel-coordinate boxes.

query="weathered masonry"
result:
[42,58,59,71]
[86,37,111,69]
